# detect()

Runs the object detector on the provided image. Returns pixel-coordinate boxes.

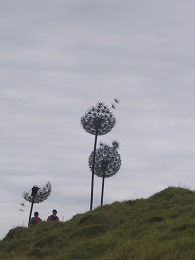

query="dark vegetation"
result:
[0,187,195,259]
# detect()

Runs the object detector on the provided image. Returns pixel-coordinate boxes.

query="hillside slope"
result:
[0,187,195,259]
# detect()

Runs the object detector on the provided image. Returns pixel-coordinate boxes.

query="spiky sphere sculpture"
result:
[81,102,116,135]
[23,181,52,204]
[88,141,121,178]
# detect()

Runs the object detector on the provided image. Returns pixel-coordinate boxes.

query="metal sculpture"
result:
[81,101,116,210]
[23,181,52,226]
[88,141,121,206]
[18,202,25,212]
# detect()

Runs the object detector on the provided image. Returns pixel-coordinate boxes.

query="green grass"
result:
[0,187,195,259]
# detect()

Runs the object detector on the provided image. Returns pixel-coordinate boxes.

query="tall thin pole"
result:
[100,172,105,206]
[28,186,39,227]
[28,196,35,227]
[90,129,98,211]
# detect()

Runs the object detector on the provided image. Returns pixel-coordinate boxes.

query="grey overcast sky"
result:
[0,0,195,239]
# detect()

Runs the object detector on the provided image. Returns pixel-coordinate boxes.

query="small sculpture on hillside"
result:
[23,181,52,226]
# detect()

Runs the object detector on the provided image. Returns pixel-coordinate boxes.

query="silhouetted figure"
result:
[30,211,42,226]
[47,209,59,221]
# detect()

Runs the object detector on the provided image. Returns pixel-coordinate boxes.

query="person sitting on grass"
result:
[47,209,59,221]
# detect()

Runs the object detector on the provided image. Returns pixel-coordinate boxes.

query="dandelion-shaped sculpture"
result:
[88,141,121,206]
[81,101,116,210]
[23,181,52,226]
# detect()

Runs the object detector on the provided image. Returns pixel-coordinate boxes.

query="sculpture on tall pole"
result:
[81,102,116,210]
[88,141,121,206]
[23,181,52,226]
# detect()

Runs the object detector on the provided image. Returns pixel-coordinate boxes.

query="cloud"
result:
[0,0,195,239]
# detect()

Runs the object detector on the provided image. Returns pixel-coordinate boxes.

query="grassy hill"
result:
[0,187,195,259]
